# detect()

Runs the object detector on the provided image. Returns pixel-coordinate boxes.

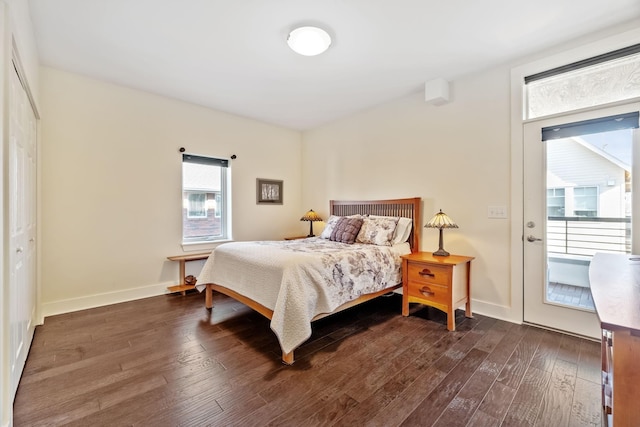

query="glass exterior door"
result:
[523,103,639,338]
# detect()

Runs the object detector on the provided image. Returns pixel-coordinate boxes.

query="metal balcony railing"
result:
[547,216,631,256]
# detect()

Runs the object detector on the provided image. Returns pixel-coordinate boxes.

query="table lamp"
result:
[425,209,458,256]
[300,209,323,237]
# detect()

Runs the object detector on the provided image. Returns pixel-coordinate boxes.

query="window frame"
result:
[181,153,231,245]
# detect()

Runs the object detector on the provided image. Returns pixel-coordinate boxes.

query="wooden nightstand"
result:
[284,235,310,240]
[401,252,474,331]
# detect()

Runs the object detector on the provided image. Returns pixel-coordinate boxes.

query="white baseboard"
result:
[469,299,522,325]
[41,282,174,319]
[40,283,522,326]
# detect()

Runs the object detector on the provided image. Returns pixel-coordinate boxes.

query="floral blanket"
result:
[196,238,410,354]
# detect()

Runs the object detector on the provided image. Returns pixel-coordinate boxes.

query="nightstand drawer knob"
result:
[420,286,435,297]
[418,269,435,278]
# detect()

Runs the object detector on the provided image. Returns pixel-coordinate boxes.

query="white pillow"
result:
[394,217,413,245]
[370,215,412,245]
[319,215,342,239]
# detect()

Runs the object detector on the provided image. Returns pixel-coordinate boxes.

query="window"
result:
[525,44,640,119]
[186,193,206,218]
[214,193,221,218]
[574,186,598,217]
[547,188,565,217]
[182,154,229,243]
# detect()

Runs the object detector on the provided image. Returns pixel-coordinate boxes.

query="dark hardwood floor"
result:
[13,291,602,426]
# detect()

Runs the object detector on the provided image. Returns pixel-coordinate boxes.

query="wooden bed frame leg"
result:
[282,351,294,365]
[205,284,213,310]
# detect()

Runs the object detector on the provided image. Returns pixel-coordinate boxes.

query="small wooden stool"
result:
[166,252,211,294]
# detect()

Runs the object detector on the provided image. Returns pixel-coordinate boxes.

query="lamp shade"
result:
[425,209,458,229]
[300,209,323,237]
[424,209,458,256]
[300,209,323,222]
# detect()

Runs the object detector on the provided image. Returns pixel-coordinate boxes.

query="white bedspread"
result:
[196,238,410,354]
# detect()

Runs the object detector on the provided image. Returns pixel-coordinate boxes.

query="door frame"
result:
[0,4,7,423]
[521,105,639,338]
[510,27,640,327]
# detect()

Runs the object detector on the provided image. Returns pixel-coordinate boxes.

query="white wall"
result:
[39,67,303,316]
[302,65,514,321]
[302,20,640,325]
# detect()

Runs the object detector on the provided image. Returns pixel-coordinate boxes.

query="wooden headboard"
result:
[330,197,421,253]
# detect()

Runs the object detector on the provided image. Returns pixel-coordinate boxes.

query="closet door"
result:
[9,61,37,399]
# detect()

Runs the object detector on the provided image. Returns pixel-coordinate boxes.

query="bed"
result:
[197,197,421,364]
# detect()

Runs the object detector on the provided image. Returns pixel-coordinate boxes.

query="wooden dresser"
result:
[589,252,640,427]
[401,252,474,331]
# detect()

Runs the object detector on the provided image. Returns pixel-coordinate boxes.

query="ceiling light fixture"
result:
[287,26,331,56]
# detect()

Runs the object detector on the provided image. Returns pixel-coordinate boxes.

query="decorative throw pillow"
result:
[329,217,364,244]
[370,215,413,245]
[356,216,399,246]
[319,215,342,239]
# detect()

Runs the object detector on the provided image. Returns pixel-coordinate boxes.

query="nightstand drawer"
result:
[407,281,449,305]
[407,263,451,286]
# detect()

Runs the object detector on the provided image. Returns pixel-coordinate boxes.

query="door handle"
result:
[526,235,542,242]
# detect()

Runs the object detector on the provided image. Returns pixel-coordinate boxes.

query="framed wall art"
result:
[256,178,283,205]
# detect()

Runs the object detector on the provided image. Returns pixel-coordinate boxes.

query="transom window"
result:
[525,44,640,119]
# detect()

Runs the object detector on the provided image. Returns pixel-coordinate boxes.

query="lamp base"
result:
[432,248,450,257]
[433,228,450,256]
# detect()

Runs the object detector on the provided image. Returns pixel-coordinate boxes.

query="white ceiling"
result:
[28,0,640,130]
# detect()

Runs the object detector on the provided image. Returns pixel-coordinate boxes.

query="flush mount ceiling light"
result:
[287,26,332,56]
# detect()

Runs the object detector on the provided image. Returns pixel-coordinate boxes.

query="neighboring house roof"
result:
[573,136,630,173]
[183,163,220,192]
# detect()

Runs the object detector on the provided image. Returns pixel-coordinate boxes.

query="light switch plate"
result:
[488,205,508,219]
